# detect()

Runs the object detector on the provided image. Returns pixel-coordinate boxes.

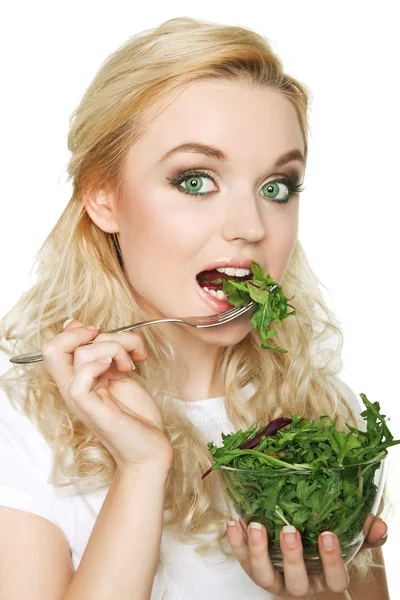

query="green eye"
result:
[261,181,292,203]
[181,174,214,195]
[167,170,304,201]
[166,170,216,196]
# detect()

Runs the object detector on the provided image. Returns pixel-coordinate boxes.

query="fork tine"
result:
[204,285,277,324]
[201,306,240,322]
[215,305,247,321]
[191,306,237,324]
[215,305,242,318]
[192,302,253,327]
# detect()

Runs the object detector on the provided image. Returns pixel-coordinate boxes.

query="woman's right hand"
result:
[41,319,174,473]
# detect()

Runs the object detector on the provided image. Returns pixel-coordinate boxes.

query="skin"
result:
[84,80,388,597]
[86,80,301,401]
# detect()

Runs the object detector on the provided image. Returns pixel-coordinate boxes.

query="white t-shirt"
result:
[0,373,364,600]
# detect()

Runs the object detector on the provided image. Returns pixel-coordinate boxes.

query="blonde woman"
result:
[0,17,389,600]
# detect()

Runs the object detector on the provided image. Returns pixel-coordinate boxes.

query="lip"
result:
[195,257,259,314]
[196,257,256,275]
[196,281,234,313]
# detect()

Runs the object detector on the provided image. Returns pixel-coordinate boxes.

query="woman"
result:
[0,16,389,600]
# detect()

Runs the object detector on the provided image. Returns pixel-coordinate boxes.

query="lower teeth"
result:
[203,286,227,301]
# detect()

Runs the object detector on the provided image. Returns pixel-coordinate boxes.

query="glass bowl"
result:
[220,455,387,573]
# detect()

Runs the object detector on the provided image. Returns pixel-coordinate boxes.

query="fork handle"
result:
[9,351,47,364]
[9,318,183,364]
[107,318,181,334]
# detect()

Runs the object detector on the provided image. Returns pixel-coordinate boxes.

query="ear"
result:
[84,187,119,233]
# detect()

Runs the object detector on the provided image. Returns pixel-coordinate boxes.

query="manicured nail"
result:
[63,318,74,329]
[321,531,335,550]
[227,520,237,530]
[249,522,263,541]
[283,525,298,549]
[129,358,136,370]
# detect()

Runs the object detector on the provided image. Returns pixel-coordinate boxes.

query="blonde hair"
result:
[0,16,387,592]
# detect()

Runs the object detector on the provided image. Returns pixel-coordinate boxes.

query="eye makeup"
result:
[166,168,305,203]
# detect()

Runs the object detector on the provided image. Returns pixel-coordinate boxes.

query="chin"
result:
[195,319,253,347]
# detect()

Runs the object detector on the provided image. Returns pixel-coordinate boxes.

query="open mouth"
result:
[196,267,253,302]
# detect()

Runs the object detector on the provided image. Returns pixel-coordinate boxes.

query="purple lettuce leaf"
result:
[238,417,292,450]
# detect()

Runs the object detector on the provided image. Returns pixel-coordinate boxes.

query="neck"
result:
[162,324,225,402]
[174,345,224,402]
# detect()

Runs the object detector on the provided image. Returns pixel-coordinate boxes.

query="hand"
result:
[41,319,174,473]
[358,514,388,551]
[226,517,386,598]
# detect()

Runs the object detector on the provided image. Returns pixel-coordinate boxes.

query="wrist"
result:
[116,461,172,480]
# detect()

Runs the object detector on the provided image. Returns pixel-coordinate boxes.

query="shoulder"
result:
[0,383,58,528]
[0,383,53,469]
[0,376,52,492]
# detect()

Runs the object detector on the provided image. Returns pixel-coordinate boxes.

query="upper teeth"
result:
[216,267,251,277]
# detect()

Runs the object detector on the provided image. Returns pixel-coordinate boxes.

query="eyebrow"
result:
[159,142,305,167]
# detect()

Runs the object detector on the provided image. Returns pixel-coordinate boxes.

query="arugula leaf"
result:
[250,261,265,279]
[222,261,296,352]
[201,393,400,552]
[239,417,293,450]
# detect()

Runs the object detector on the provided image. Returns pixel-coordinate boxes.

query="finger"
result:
[280,526,310,597]
[365,517,388,545]
[63,319,148,363]
[225,521,253,579]
[63,318,93,330]
[318,531,350,594]
[245,522,284,594]
[361,517,388,550]
[63,319,148,361]
[368,530,388,548]
[361,533,388,552]
[42,325,101,389]
[68,359,125,429]
[361,512,375,537]
[74,339,137,373]
[92,331,148,361]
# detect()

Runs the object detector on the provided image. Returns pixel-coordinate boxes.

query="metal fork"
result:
[9,301,258,364]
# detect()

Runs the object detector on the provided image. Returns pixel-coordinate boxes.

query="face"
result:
[92,80,305,347]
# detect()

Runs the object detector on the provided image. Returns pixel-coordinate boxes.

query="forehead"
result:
[129,80,304,165]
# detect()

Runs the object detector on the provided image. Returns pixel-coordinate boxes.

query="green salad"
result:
[211,260,398,551]
[222,261,295,352]
[201,395,399,551]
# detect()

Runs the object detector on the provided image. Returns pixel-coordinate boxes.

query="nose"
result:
[221,192,265,244]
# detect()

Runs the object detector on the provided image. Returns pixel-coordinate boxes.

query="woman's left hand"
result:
[226,515,388,598]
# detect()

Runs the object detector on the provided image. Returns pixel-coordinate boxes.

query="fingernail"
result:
[129,358,136,370]
[227,520,237,530]
[87,325,100,331]
[321,531,335,550]
[249,522,263,541]
[98,356,112,364]
[63,318,74,329]
[283,525,298,549]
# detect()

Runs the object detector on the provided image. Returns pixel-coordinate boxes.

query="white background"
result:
[1,1,399,596]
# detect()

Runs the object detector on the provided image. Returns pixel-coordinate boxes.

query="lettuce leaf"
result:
[222,261,296,352]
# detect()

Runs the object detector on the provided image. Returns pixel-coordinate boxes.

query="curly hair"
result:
[0,16,387,594]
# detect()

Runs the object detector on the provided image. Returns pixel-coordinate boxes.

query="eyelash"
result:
[166,169,305,203]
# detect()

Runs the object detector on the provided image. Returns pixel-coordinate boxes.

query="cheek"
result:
[261,209,298,281]
[117,192,208,268]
